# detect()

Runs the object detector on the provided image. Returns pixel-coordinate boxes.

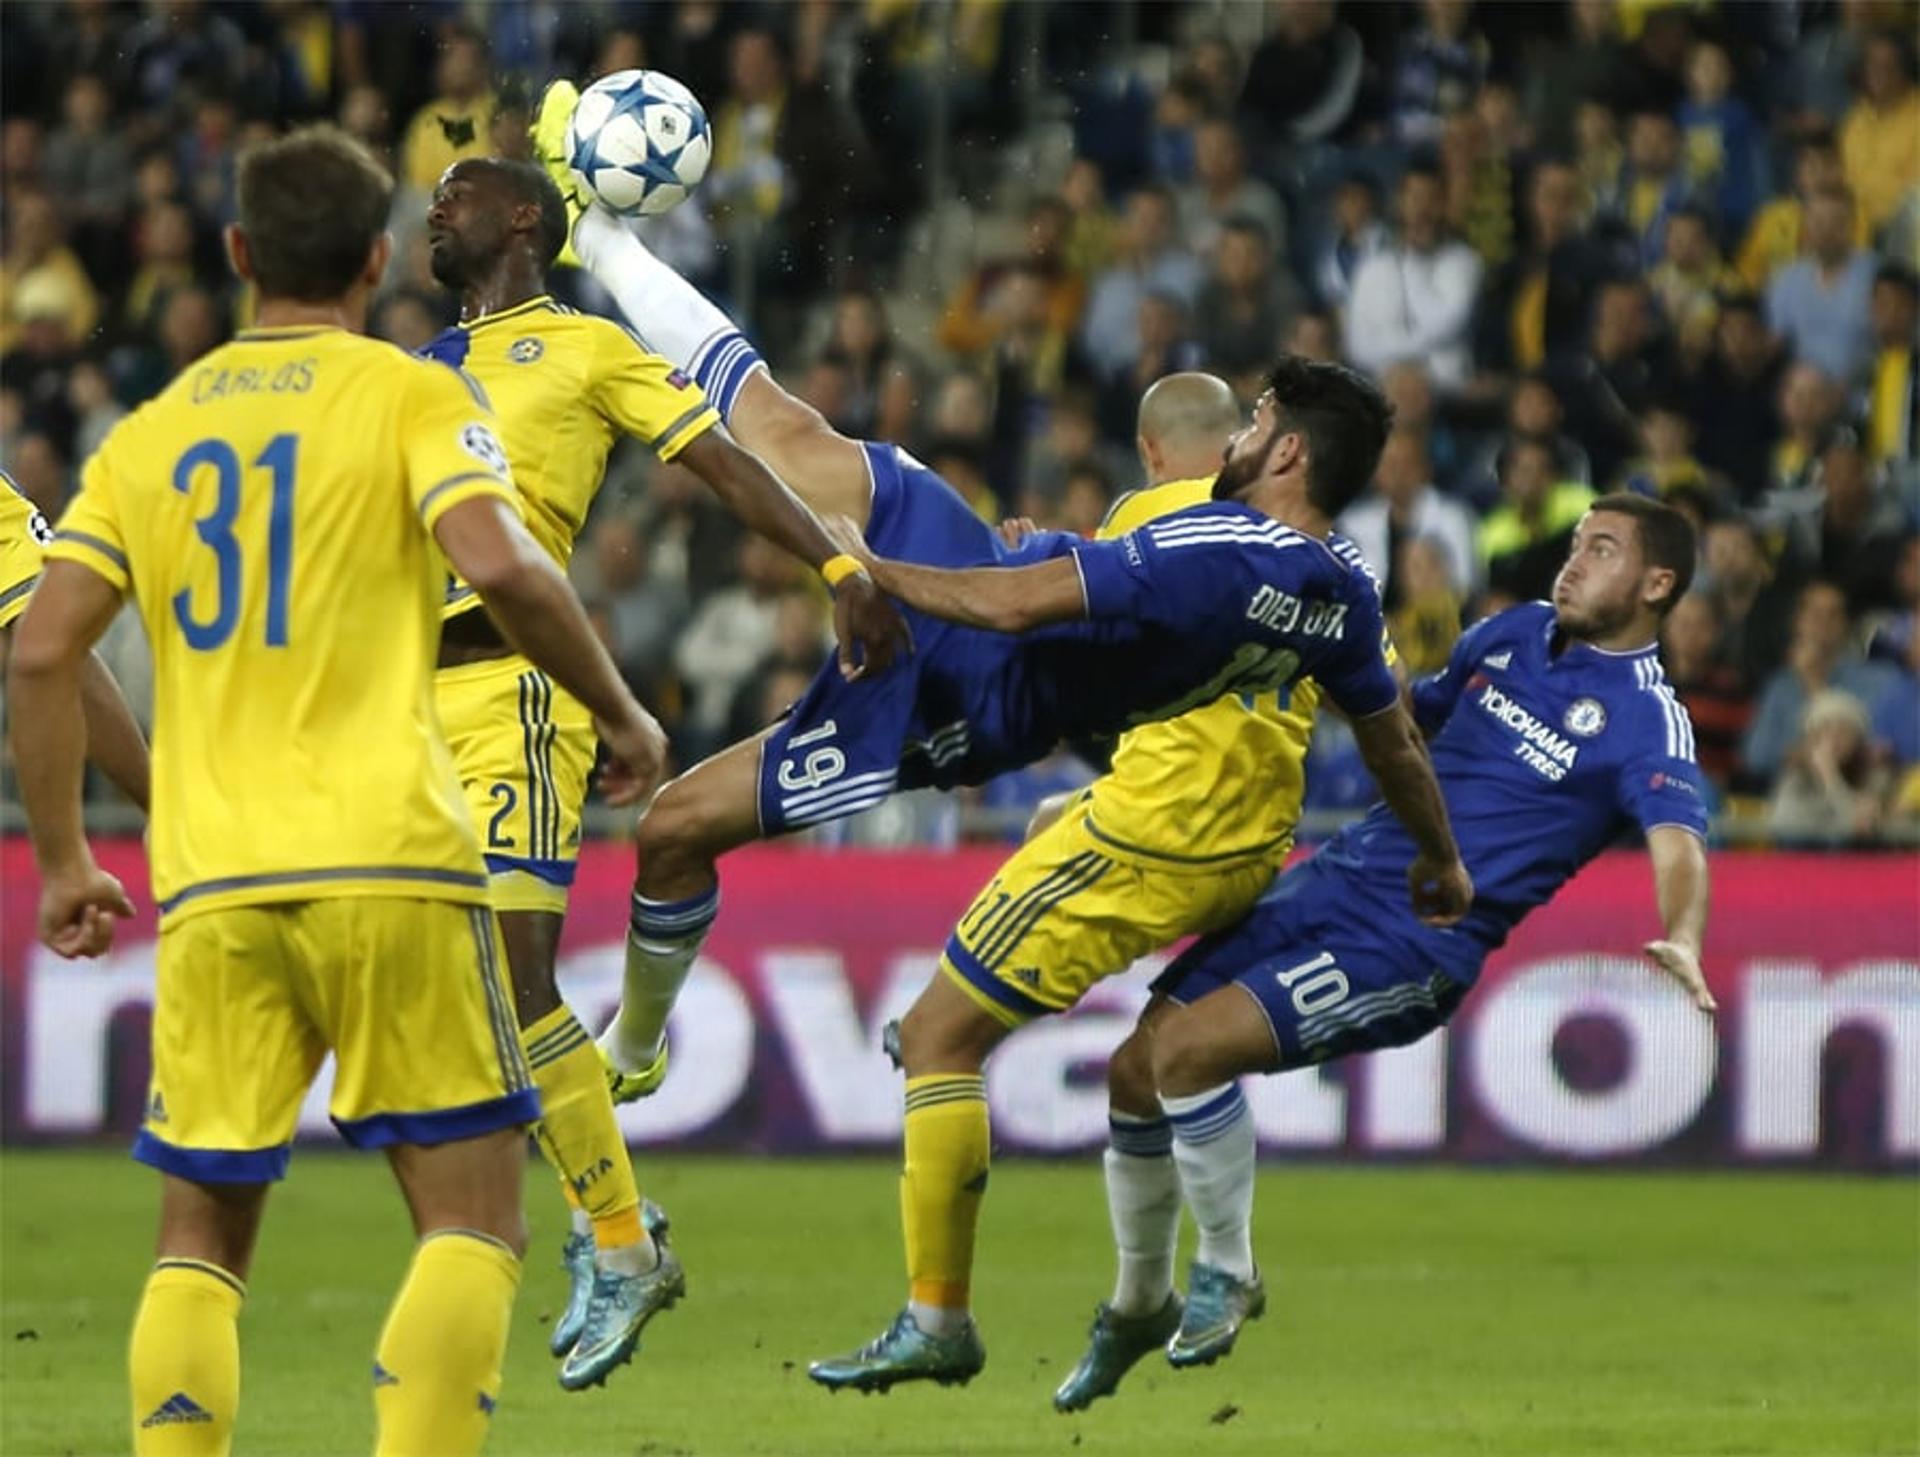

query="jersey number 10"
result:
[172,433,298,651]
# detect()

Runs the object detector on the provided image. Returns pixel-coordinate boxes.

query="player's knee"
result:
[1148,1009,1219,1099]
[896,993,1001,1076]
[632,778,718,881]
[1106,1028,1159,1114]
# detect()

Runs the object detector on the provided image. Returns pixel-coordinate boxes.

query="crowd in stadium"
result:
[1,0,1916,843]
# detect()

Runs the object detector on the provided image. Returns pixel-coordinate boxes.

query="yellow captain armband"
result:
[821,553,868,590]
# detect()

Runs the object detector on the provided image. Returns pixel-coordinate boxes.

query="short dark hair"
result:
[471,157,570,268]
[236,125,393,302]
[1265,356,1394,517]
[1874,259,1919,300]
[1587,491,1696,613]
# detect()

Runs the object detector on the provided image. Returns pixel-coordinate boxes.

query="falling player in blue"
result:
[1054,492,1719,1411]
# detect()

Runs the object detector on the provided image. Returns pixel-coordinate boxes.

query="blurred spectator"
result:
[1020,384,1111,504]
[925,435,999,522]
[1742,579,1902,783]
[1061,157,1117,280]
[338,83,393,156]
[1611,4,1692,117]
[1179,118,1287,259]
[1610,107,1698,269]
[0,309,78,459]
[576,509,692,694]
[122,201,201,338]
[1863,262,1918,478]
[1683,293,1783,502]
[66,358,125,462]
[1575,100,1626,225]
[8,431,70,516]
[123,0,247,122]
[1389,0,1489,149]
[1285,308,1341,364]
[0,191,99,353]
[399,23,493,190]
[1767,689,1894,842]
[1149,71,1208,187]
[370,289,447,355]
[1439,81,1527,271]
[1734,131,1863,291]
[1778,434,1912,614]
[1097,293,1203,445]
[1339,428,1479,605]
[1646,205,1740,361]
[674,535,806,755]
[1700,516,1792,690]
[1547,277,1672,489]
[1524,1,1624,155]
[823,289,917,443]
[633,461,742,597]
[1661,591,1752,789]
[178,96,240,228]
[1474,159,1621,382]
[1237,0,1368,151]
[725,589,830,744]
[938,197,1084,359]
[1769,360,1846,500]
[1377,361,1468,492]
[1620,399,1724,502]
[1676,38,1765,242]
[42,75,133,252]
[1313,174,1389,311]
[1345,162,1482,392]
[1193,219,1302,392]
[1386,534,1465,675]
[1839,30,1920,235]
[1057,461,1115,537]
[1765,186,1878,388]
[1080,184,1203,378]
[1783,0,1880,132]
[1481,435,1594,604]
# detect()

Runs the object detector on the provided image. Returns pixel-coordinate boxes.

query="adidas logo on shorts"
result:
[141,1392,213,1427]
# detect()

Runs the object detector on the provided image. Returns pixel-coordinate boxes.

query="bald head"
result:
[1137,372,1242,484]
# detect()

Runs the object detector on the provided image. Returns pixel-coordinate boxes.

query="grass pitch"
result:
[1,1151,1914,1456]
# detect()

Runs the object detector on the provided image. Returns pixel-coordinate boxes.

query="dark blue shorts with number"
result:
[757,442,1000,835]
[1152,855,1469,1070]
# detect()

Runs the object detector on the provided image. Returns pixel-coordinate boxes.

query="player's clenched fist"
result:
[1408,852,1473,928]
[596,706,671,808]
[38,862,135,959]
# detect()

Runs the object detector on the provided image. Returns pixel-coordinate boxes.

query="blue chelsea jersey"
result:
[958,502,1398,772]
[1314,601,1709,977]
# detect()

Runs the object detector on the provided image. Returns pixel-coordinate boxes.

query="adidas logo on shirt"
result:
[1484,651,1512,670]
[140,1392,213,1427]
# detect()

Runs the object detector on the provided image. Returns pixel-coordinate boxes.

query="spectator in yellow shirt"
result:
[1865,262,1918,474]
[0,191,98,353]
[1840,30,1920,234]
[399,23,493,190]
[1736,131,1869,290]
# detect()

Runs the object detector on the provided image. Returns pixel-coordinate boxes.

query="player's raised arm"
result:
[826,513,1090,633]
[1644,825,1714,1012]
[7,559,138,956]
[675,426,911,678]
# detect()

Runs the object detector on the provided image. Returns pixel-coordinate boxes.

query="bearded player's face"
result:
[1212,392,1281,502]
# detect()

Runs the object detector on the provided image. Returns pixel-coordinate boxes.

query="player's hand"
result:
[1408,853,1472,927]
[38,862,134,959]
[831,572,913,681]
[996,516,1040,549]
[1644,939,1717,1013]
[595,707,670,808]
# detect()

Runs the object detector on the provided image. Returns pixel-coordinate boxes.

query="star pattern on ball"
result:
[572,83,701,204]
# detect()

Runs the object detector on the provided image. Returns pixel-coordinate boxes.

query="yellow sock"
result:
[373,1231,520,1457]
[900,1074,990,1310]
[522,1006,643,1249]
[130,1258,244,1456]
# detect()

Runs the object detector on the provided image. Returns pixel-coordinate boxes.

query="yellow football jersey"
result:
[47,325,517,922]
[1080,477,1324,862]
[426,296,719,616]
[0,469,51,630]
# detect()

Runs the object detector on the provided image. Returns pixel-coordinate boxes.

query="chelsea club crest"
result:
[508,337,545,364]
[1565,697,1607,736]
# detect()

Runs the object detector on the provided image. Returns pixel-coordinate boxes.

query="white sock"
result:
[1104,1112,1180,1317]
[570,1208,592,1239]
[602,887,718,1071]
[908,1300,969,1337]
[1160,1083,1256,1283]
[572,206,767,420]
[596,1233,660,1277]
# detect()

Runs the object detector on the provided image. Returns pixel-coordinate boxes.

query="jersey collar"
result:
[1541,609,1660,667]
[461,295,555,331]
[232,324,342,341]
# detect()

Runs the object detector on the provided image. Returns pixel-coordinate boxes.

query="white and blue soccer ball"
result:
[565,69,712,217]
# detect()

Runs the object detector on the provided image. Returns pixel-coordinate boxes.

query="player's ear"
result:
[223,225,252,284]
[1273,429,1303,477]
[361,231,394,290]
[1643,565,1676,611]
[1136,432,1159,479]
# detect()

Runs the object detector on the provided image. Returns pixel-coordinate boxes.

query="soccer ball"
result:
[565,70,712,217]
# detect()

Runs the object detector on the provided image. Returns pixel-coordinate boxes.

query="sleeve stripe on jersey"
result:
[417,471,509,522]
[651,402,716,452]
[0,574,39,614]
[1146,518,1304,550]
[1069,549,1091,615]
[53,529,129,572]
[1653,683,1695,760]
[454,367,492,412]
[1146,526,1307,552]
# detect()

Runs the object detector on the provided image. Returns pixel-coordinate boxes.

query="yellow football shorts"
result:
[940,804,1288,1027]
[435,654,596,916]
[133,897,537,1182]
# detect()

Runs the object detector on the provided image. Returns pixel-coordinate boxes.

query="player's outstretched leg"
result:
[808,975,1004,1395]
[1151,992,1273,1368]
[531,80,872,525]
[130,1178,264,1455]
[599,730,767,1097]
[1054,1006,1184,1413]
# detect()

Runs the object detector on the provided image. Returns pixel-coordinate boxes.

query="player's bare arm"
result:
[676,427,910,678]
[1349,701,1473,926]
[1,624,150,812]
[1645,824,1715,1012]
[825,513,1086,633]
[6,560,138,957]
[433,493,667,804]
